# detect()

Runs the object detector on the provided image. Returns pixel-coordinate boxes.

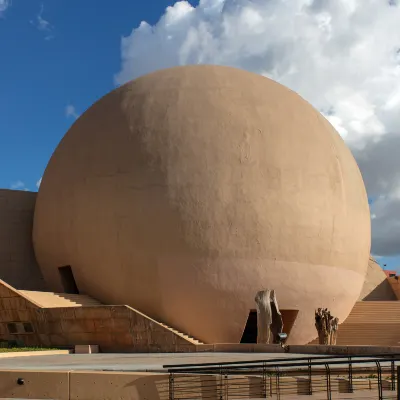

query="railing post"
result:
[168,372,174,400]
[308,358,312,395]
[224,373,228,400]
[348,356,353,393]
[397,366,400,400]
[392,360,396,391]
[275,367,280,400]
[376,361,383,400]
[219,366,223,400]
[262,361,268,398]
[325,363,332,400]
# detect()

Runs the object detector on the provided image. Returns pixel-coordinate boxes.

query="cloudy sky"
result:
[1,0,400,269]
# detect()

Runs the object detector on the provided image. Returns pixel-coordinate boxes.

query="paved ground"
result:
[0,352,391,372]
[0,352,311,371]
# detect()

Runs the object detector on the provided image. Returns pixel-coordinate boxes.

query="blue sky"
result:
[0,0,399,270]
[0,0,196,191]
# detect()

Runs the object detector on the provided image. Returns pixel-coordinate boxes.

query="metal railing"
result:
[165,354,400,399]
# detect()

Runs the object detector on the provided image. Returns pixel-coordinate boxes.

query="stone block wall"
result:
[0,190,46,291]
[30,305,196,352]
[0,280,40,346]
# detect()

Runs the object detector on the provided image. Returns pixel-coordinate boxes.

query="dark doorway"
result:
[240,310,258,343]
[58,266,79,294]
[240,309,299,343]
[281,309,299,338]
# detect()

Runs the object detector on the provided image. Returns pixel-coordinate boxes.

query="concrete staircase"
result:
[18,288,203,345]
[335,301,400,346]
[19,290,102,308]
[0,280,204,350]
[158,322,203,345]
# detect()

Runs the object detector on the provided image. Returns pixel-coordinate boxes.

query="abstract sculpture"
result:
[255,289,284,344]
[315,308,339,345]
[330,317,339,345]
[255,290,272,344]
[270,290,284,344]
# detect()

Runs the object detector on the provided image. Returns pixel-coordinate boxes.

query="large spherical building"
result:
[32,65,371,345]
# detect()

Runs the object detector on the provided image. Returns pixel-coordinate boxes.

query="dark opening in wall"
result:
[240,310,258,343]
[23,322,34,333]
[240,309,299,343]
[58,266,79,294]
[7,323,17,334]
[6,322,35,335]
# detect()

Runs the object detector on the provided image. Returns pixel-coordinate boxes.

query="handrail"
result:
[164,353,400,371]
[166,356,400,399]
[166,356,400,373]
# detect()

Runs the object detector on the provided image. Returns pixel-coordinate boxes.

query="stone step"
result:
[159,322,203,344]
[310,301,400,346]
[19,290,102,308]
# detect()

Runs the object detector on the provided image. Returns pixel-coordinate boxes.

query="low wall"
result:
[33,305,195,352]
[195,343,400,355]
[0,350,70,358]
[0,369,392,399]
[0,370,169,400]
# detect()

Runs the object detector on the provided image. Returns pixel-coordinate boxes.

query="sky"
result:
[1,0,400,270]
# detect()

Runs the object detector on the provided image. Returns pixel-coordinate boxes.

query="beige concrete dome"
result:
[33,65,371,344]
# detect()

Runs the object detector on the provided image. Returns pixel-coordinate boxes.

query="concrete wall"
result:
[387,276,400,300]
[197,343,400,355]
[0,280,41,346]
[359,257,396,301]
[32,305,196,352]
[0,369,391,399]
[0,281,195,352]
[0,370,169,400]
[0,190,46,291]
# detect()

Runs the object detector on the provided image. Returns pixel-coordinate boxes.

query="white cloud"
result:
[31,3,54,40]
[115,0,400,147]
[65,104,79,119]
[36,177,42,189]
[352,134,400,256]
[0,0,10,15]
[115,0,400,258]
[10,181,29,191]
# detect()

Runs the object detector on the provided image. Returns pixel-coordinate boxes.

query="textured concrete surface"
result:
[0,350,70,358]
[0,281,197,351]
[359,257,396,301]
[0,352,376,371]
[0,367,392,400]
[388,275,400,300]
[33,64,371,346]
[0,190,46,291]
